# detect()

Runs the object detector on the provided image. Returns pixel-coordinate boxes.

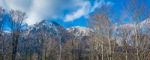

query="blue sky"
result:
[109,0,150,24]
[0,0,150,28]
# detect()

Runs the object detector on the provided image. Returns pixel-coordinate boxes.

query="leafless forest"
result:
[0,0,150,60]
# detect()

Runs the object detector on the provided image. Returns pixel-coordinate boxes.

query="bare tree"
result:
[123,0,150,60]
[89,5,115,60]
[0,7,4,60]
[131,33,150,60]
[9,10,26,60]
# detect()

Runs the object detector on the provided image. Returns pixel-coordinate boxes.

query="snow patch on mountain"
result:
[67,26,93,36]
[113,18,150,46]
[140,18,150,28]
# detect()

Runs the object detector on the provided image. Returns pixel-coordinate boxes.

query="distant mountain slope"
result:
[67,26,93,36]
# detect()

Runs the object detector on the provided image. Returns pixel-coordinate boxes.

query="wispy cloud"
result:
[64,0,114,22]
[64,1,90,22]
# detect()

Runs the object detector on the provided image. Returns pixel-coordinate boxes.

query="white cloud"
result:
[24,12,42,25]
[90,0,104,13]
[0,0,7,9]
[64,1,90,22]
[24,0,54,25]
[0,0,114,25]
[0,0,55,26]
[64,0,114,22]
[4,0,32,12]
[91,0,114,12]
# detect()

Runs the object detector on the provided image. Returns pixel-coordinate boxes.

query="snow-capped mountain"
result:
[139,18,150,35]
[113,18,150,34]
[112,18,150,46]
[26,20,65,37]
[67,26,93,36]
[140,18,150,27]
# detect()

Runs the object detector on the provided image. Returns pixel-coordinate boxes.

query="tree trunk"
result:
[12,37,18,60]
